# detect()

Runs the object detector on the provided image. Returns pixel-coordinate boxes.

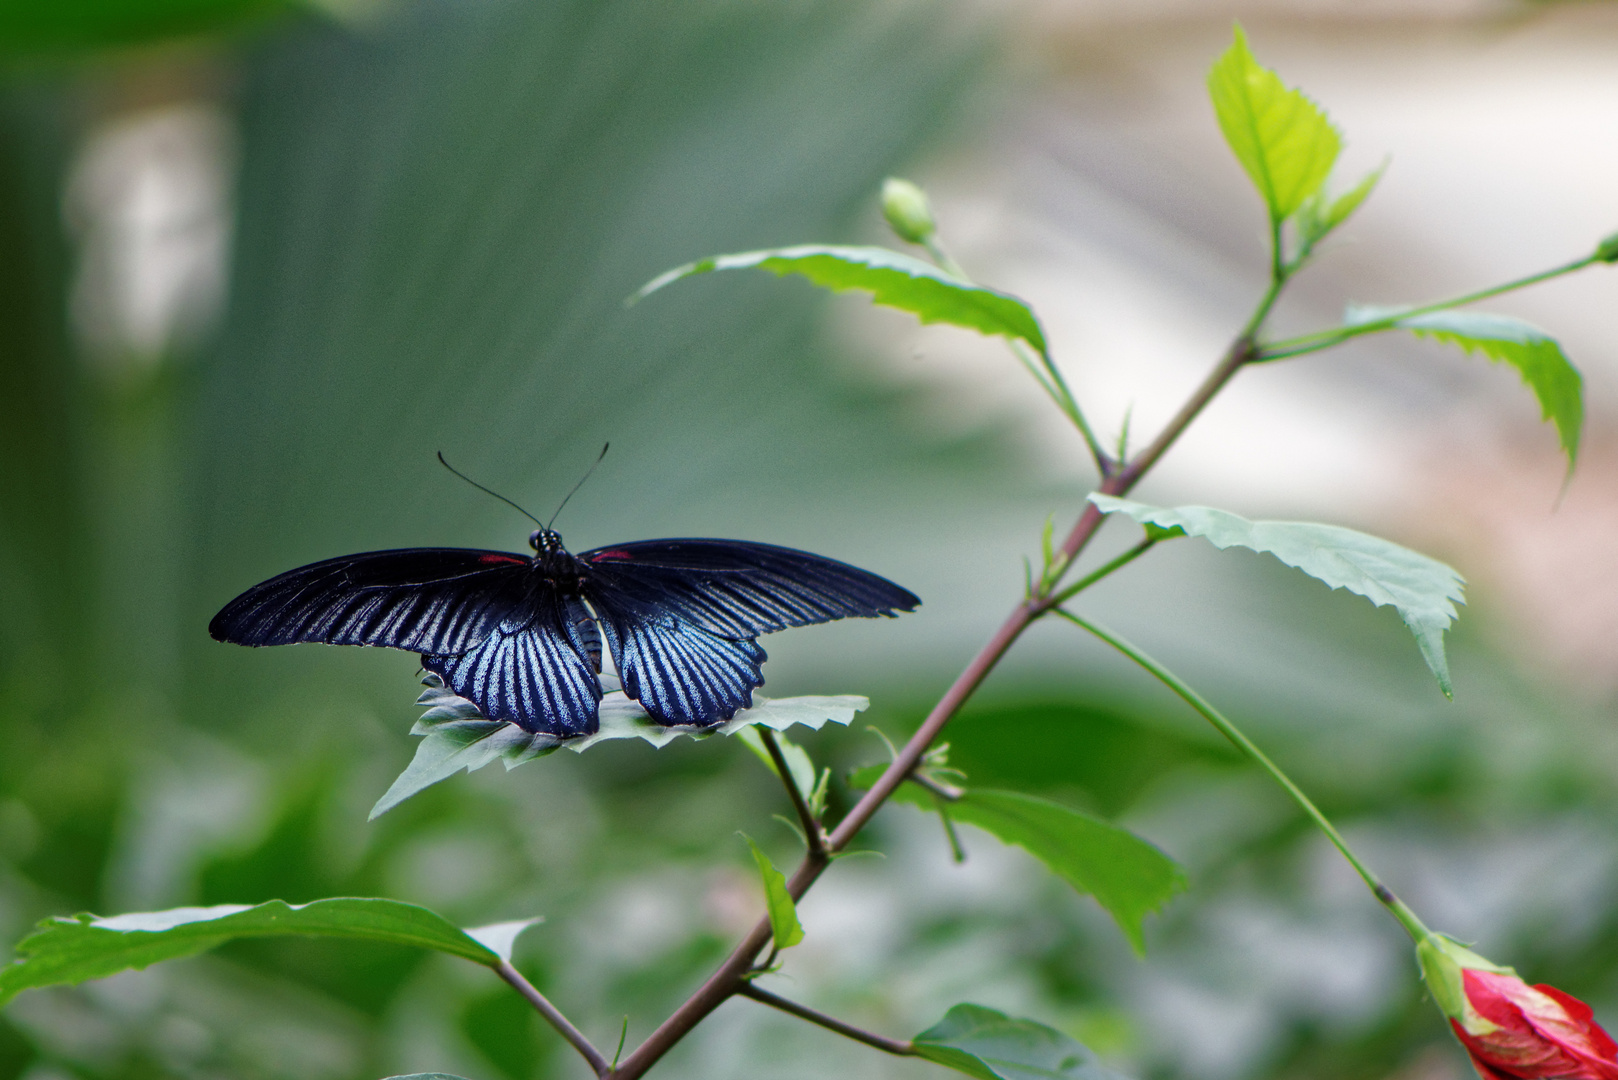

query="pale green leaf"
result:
[1346,305,1582,469]
[370,675,867,818]
[735,726,817,804]
[1207,25,1341,222]
[1296,162,1385,250]
[1091,494,1466,697]
[0,899,501,1006]
[634,244,1048,356]
[741,835,804,950]
[913,1004,1128,1080]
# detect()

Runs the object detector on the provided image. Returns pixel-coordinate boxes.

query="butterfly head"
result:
[529,528,566,556]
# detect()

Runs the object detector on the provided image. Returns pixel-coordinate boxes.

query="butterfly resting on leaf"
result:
[209,526,919,738]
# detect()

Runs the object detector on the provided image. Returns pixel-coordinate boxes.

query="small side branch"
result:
[496,959,611,1077]
[737,983,916,1057]
[758,727,826,856]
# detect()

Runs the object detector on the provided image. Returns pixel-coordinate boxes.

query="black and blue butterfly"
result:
[209,522,919,738]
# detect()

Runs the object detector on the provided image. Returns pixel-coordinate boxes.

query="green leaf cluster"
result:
[1208,26,1379,259]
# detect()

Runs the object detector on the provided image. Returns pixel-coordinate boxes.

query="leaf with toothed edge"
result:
[1345,305,1582,470]
[633,245,1048,357]
[368,674,867,818]
[741,834,804,950]
[1091,494,1466,697]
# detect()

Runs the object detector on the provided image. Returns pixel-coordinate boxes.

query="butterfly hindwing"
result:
[423,596,602,736]
[595,605,766,728]
[209,548,532,656]
[579,539,920,639]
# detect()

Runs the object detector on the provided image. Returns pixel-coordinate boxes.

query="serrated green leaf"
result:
[736,726,817,804]
[0,898,502,1006]
[1347,305,1582,469]
[1296,162,1385,250]
[1207,25,1341,222]
[634,244,1047,357]
[913,1003,1128,1080]
[1091,494,1466,697]
[371,676,867,818]
[741,835,804,950]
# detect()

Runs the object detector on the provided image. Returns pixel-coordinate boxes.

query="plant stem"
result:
[759,728,825,856]
[924,234,1113,475]
[737,983,917,1057]
[1052,609,1391,904]
[610,228,1292,1080]
[496,959,610,1077]
[1258,254,1596,361]
[1043,537,1156,609]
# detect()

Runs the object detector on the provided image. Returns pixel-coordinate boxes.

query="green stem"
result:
[1259,254,1597,361]
[1042,537,1156,608]
[1053,609,1401,915]
[923,234,1113,475]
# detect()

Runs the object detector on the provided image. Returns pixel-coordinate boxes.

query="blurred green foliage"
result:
[4,3,1618,1080]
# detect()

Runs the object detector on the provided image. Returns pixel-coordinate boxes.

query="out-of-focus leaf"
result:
[370,675,866,818]
[1295,163,1385,251]
[1091,494,1466,698]
[850,769,1182,954]
[736,725,816,801]
[0,898,503,1005]
[634,244,1048,356]
[912,1003,1127,1080]
[0,0,284,52]
[1207,25,1340,222]
[741,834,803,950]
[890,785,1181,954]
[1346,305,1582,469]
[463,918,542,964]
[382,1075,476,1079]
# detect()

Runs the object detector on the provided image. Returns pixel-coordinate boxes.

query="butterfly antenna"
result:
[436,452,544,528]
[548,442,609,529]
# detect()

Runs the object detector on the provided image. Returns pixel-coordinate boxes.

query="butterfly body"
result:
[210,528,918,738]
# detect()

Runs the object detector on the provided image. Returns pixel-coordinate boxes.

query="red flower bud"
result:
[1450,968,1618,1080]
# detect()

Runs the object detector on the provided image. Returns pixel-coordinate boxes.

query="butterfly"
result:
[209,526,920,738]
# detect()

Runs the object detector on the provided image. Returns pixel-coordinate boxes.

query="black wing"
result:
[597,610,767,728]
[423,595,602,736]
[577,539,920,639]
[580,539,918,727]
[209,548,533,656]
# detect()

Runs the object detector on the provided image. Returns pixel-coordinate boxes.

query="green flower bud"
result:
[1595,231,1618,264]
[881,177,935,244]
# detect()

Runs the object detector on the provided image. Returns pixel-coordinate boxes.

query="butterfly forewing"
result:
[579,539,919,639]
[208,548,531,656]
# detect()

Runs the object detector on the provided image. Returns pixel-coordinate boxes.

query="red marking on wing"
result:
[479,554,526,565]
[588,549,634,562]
